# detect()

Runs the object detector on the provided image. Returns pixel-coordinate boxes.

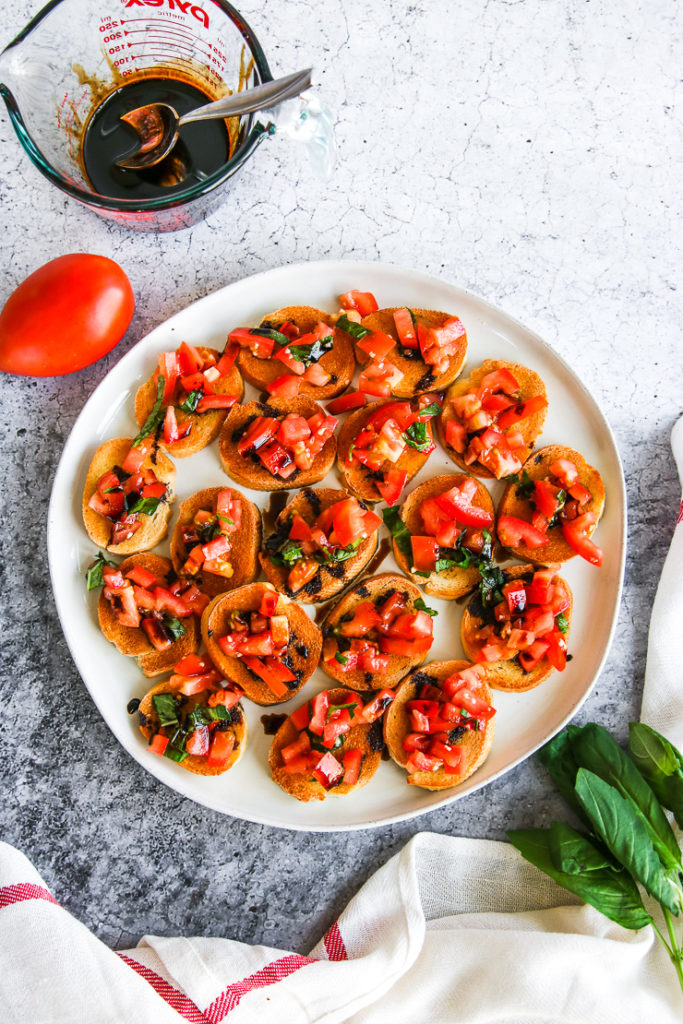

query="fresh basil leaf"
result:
[548,821,615,875]
[126,495,162,517]
[414,597,437,617]
[506,827,652,931]
[315,539,362,564]
[163,744,189,763]
[132,375,165,447]
[152,693,180,728]
[85,552,116,591]
[556,613,569,634]
[506,469,535,500]
[334,651,348,666]
[288,336,334,366]
[416,401,442,418]
[629,722,683,829]
[161,615,186,641]
[179,389,202,413]
[382,506,412,558]
[327,701,358,719]
[403,421,431,451]
[538,727,587,822]
[308,729,344,753]
[478,564,505,606]
[249,326,291,345]
[197,518,222,544]
[337,314,370,341]
[205,705,231,722]
[570,723,681,869]
[270,540,304,567]
[574,768,683,914]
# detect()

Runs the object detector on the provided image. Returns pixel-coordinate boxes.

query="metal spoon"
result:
[115,68,313,171]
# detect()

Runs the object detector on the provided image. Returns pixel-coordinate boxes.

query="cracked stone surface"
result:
[0,0,681,954]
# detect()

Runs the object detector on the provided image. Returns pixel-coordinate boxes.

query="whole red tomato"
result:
[0,254,135,377]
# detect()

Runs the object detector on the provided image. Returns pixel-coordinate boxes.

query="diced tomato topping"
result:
[149,734,169,756]
[341,748,362,785]
[267,374,302,400]
[259,590,280,617]
[518,639,551,672]
[378,636,433,657]
[434,485,492,527]
[326,390,366,415]
[207,729,235,767]
[287,559,319,593]
[281,732,312,764]
[196,394,238,413]
[568,482,592,506]
[237,417,279,455]
[186,726,210,757]
[216,341,239,375]
[157,351,179,405]
[376,468,408,506]
[502,580,527,614]
[289,703,311,731]
[497,515,549,549]
[273,345,305,375]
[393,307,418,349]
[308,691,330,736]
[406,751,443,774]
[141,617,172,651]
[549,458,579,488]
[125,565,158,589]
[177,342,205,375]
[358,330,396,361]
[240,656,294,697]
[411,536,439,572]
[524,570,555,606]
[562,513,603,566]
[313,751,344,789]
[496,395,548,429]
[339,290,379,317]
[533,479,564,519]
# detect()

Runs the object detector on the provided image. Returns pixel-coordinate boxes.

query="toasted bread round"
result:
[392,474,496,599]
[383,660,495,789]
[134,347,243,458]
[82,438,176,555]
[497,445,605,564]
[439,360,547,479]
[201,583,322,705]
[269,687,384,801]
[259,487,378,604]
[320,573,435,690]
[461,565,573,692]
[237,306,356,399]
[357,308,468,398]
[97,554,200,678]
[170,486,261,598]
[218,397,337,491]
[138,682,247,776]
[336,400,434,503]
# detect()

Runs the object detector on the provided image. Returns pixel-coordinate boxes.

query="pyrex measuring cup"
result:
[0,0,331,231]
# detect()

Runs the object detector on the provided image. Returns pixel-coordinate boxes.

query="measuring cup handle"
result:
[178,69,313,125]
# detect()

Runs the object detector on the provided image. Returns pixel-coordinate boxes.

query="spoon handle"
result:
[177,69,313,126]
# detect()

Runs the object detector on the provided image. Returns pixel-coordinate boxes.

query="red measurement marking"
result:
[124,25,195,37]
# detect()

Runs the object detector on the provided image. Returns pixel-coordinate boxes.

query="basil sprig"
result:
[179,389,202,413]
[161,615,186,641]
[132,375,165,447]
[507,721,683,991]
[337,314,371,341]
[403,421,431,452]
[414,597,437,617]
[85,552,116,591]
[382,506,412,558]
[287,335,334,366]
[126,495,162,517]
[249,326,291,346]
[416,401,442,418]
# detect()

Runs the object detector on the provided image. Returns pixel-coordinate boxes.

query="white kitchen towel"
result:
[2,416,682,1023]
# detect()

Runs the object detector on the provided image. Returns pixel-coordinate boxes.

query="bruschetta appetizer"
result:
[137,654,246,774]
[337,396,441,505]
[497,446,605,566]
[344,306,467,399]
[170,486,261,597]
[460,565,573,691]
[92,553,203,677]
[383,661,495,789]
[202,583,322,705]
[438,360,548,479]
[385,474,496,599]
[134,342,243,458]
[320,574,437,690]
[269,686,395,801]
[83,437,175,555]
[260,489,381,603]
[231,306,356,400]
[218,398,337,491]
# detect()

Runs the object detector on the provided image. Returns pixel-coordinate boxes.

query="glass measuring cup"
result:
[0,0,328,231]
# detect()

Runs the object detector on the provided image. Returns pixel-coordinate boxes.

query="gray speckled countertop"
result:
[1,0,681,956]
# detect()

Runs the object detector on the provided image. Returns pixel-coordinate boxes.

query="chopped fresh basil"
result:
[163,745,189,763]
[217,515,234,527]
[205,705,231,722]
[334,651,348,666]
[479,564,506,607]
[152,693,180,728]
[382,506,412,558]
[308,729,344,753]
[126,495,162,517]
[161,615,186,641]
[556,613,570,634]
[327,701,360,719]
[196,518,222,544]
[287,335,334,366]
[132,375,165,447]
[179,389,202,413]
[414,597,437,617]
[85,552,116,591]
[315,539,362,565]
[506,468,535,500]
[416,401,442,418]
[249,325,291,346]
[270,540,304,567]
[403,420,431,452]
[337,314,371,341]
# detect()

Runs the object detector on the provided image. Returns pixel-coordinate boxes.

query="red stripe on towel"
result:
[0,883,58,909]
[118,953,209,1023]
[323,921,348,961]
[204,953,316,1022]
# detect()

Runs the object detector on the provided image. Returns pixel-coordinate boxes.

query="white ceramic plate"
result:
[48,260,626,831]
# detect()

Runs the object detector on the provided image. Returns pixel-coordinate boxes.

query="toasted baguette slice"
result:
[392,474,496,599]
[201,583,322,705]
[138,682,247,776]
[218,397,337,491]
[497,445,605,564]
[134,346,244,459]
[97,554,200,677]
[439,360,547,479]
[170,486,261,598]
[320,573,435,690]
[357,308,468,398]
[259,487,378,604]
[383,660,495,789]
[337,400,434,503]
[83,437,176,555]
[237,306,356,399]
[460,565,573,692]
[269,687,384,801]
